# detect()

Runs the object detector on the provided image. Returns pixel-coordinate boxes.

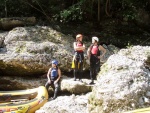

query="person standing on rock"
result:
[72,34,85,82]
[45,59,61,100]
[87,36,106,84]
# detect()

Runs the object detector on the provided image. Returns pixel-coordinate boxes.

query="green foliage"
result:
[127,41,133,48]
[0,0,7,17]
[121,1,137,21]
[111,0,150,22]
[123,10,137,21]
[0,0,33,17]
[0,0,149,23]
[0,0,5,5]
[53,1,84,23]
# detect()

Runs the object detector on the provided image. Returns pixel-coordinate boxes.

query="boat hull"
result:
[124,107,150,113]
[0,86,48,113]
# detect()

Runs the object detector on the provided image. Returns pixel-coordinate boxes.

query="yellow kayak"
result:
[124,107,150,113]
[0,86,48,113]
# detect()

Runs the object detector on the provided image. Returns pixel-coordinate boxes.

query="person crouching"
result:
[45,60,61,100]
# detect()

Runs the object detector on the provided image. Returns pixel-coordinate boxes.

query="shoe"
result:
[79,79,83,83]
[48,97,56,101]
[89,81,94,85]
[51,97,56,100]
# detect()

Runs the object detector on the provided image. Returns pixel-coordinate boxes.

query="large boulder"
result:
[0,32,7,48]
[0,26,76,76]
[0,26,117,76]
[36,93,91,113]
[88,46,150,113]
[60,76,92,94]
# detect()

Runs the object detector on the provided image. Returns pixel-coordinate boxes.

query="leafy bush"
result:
[53,2,83,23]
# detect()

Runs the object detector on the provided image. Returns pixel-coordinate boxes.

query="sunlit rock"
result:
[0,26,117,76]
[88,46,150,113]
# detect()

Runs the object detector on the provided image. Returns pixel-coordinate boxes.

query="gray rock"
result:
[88,46,150,113]
[36,93,91,113]
[0,26,117,76]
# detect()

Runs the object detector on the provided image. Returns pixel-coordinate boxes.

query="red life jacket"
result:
[91,45,99,54]
[90,44,100,56]
[76,42,83,52]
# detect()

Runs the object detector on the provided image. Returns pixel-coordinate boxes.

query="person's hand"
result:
[48,79,51,84]
[82,47,85,50]
[54,81,58,84]
[100,55,104,59]
[97,56,101,59]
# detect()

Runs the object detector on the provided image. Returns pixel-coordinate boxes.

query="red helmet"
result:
[76,34,83,40]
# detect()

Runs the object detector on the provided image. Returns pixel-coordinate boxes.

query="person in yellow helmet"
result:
[72,34,85,82]
[87,36,106,84]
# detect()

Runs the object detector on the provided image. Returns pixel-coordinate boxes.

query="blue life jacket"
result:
[50,67,58,80]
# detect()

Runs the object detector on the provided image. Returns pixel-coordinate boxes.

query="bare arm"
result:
[47,68,51,82]
[87,47,90,59]
[99,45,106,59]
[73,42,85,51]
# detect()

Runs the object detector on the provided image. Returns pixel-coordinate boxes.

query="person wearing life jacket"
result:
[73,34,85,82]
[87,36,106,84]
[45,59,61,100]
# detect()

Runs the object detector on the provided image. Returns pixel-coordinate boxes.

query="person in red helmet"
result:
[87,36,106,84]
[45,59,61,100]
[72,34,85,82]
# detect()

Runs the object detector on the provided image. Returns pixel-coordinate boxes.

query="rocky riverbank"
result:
[0,25,150,113]
[35,46,150,113]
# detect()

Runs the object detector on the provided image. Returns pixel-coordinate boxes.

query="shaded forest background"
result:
[0,0,150,47]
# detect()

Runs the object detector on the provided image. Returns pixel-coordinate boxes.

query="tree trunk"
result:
[5,0,7,17]
[105,0,111,17]
[98,0,100,21]
[0,17,36,30]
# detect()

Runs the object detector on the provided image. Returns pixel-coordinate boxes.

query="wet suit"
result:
[73,42,84,81]
[45,67,60,99]
[89,44,100,84]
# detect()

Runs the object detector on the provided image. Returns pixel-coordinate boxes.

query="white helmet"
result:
[92,36,99,43]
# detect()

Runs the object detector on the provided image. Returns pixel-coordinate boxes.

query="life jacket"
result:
[50,67,58,80]
[89,44,100,64]
[90,44,100,56]
[75,41,84,52]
